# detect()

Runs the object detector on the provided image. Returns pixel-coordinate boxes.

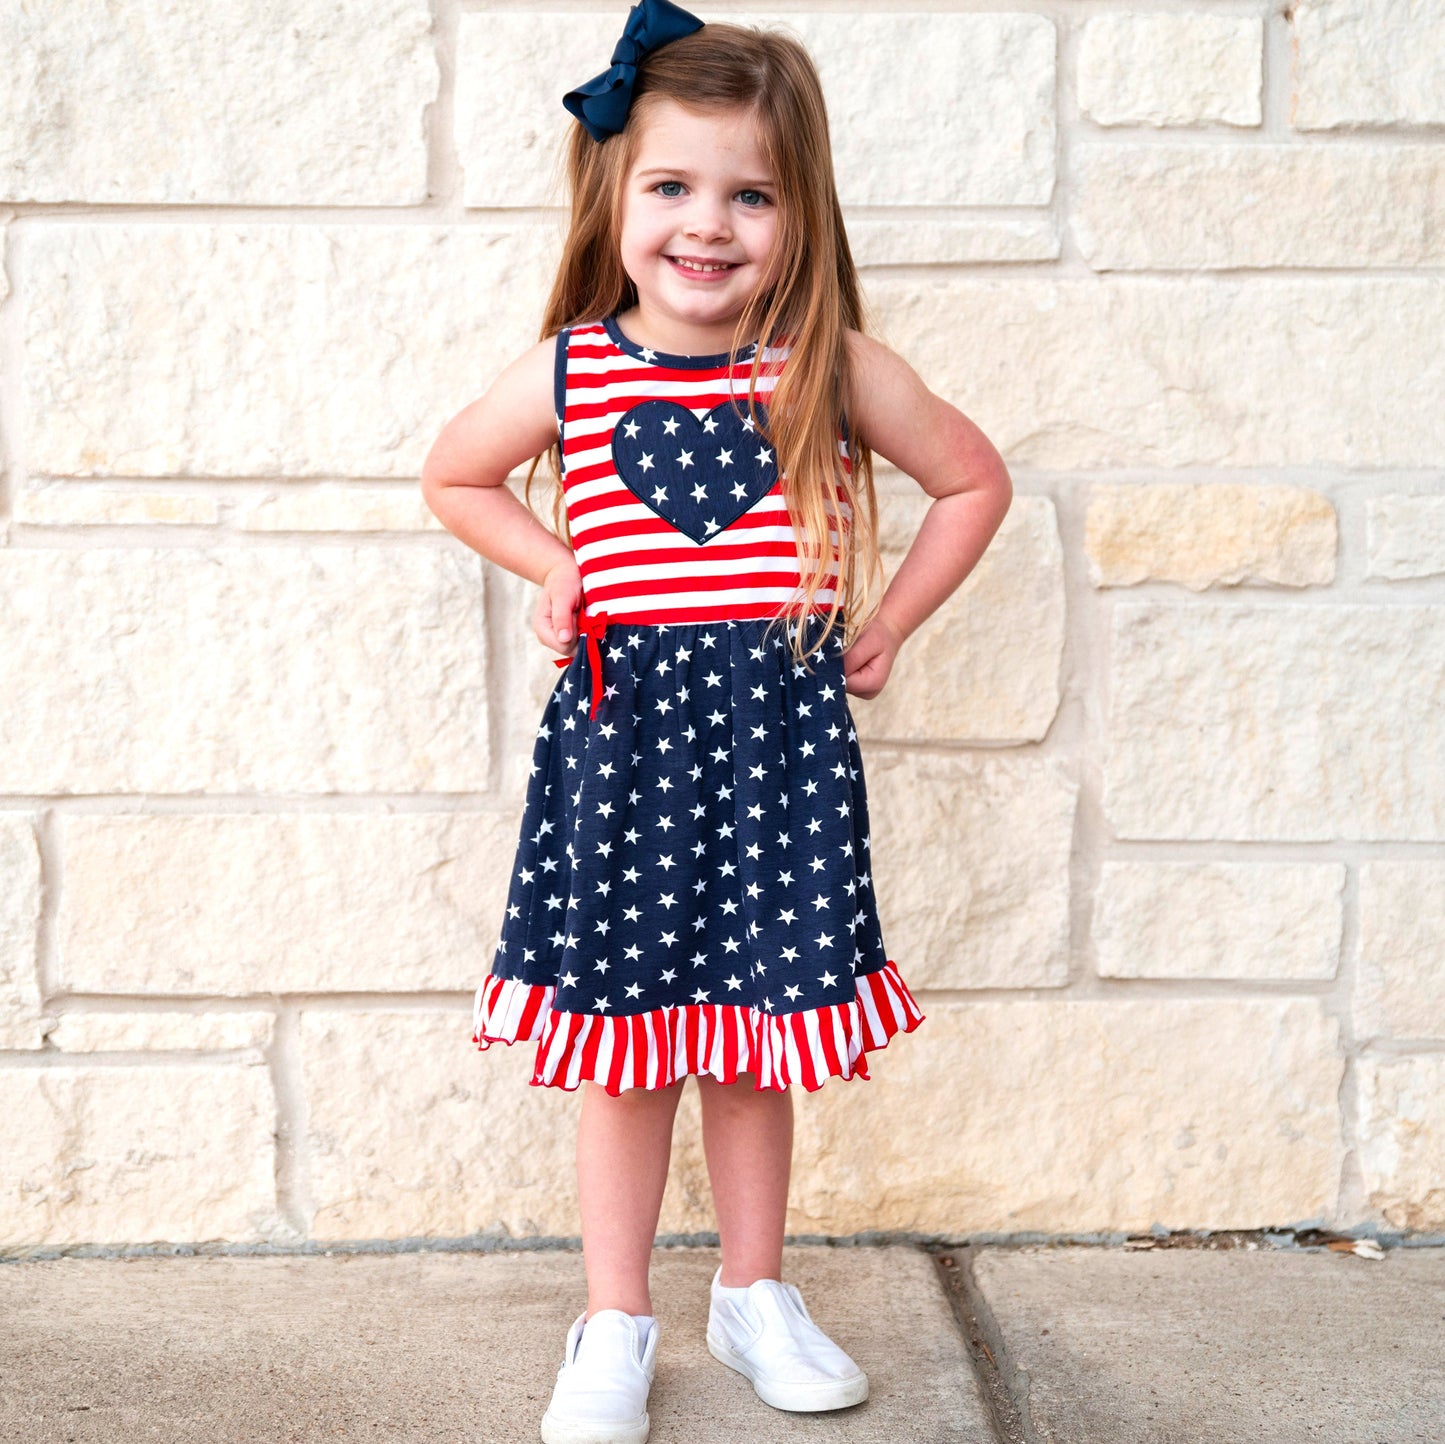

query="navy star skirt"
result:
[471,607,925,1095]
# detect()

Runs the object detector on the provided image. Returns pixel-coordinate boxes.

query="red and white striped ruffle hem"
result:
[471,959,925,1097]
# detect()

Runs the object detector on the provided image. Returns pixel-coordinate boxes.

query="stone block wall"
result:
[2,2,1442,1250]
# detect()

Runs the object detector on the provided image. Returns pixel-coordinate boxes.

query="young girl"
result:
[422,4,1011,1440]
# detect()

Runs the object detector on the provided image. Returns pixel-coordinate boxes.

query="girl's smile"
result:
[617,98,778,354]
[667,256,740,277]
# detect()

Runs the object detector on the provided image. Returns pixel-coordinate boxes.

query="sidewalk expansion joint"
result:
[927,1243,1033,1444]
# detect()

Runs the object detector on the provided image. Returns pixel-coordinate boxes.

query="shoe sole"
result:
[539,1408,650,1444]
[706,1333,869,1412]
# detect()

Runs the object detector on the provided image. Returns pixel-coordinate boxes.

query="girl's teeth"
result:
[674,258,734,272]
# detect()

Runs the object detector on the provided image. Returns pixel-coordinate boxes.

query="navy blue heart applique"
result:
[611,399,779,545]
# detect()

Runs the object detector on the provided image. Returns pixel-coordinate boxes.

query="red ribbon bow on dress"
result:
[553,605,612,720]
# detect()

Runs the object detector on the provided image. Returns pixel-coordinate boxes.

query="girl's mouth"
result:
[667,256,739,279]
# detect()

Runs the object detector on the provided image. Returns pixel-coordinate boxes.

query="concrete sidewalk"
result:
[1,1240,1441,1442]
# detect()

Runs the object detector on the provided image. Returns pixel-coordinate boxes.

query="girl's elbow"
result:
[994,460,1014,510]
[419,462,458,517]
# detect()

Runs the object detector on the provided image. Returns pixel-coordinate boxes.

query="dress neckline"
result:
[603,314,758,370]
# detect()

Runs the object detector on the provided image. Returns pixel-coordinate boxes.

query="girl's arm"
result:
[843,328,1013,656]
[421,337,586,651]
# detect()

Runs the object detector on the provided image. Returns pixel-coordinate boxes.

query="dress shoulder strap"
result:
[553,327,573,458]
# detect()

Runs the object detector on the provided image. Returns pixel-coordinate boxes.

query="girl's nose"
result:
[683,196,732,242]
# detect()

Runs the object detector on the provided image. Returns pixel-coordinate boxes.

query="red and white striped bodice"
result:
[554,316,851,625]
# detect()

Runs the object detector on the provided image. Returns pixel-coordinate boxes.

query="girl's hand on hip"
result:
[536,559,584,657]
[842,614,902,700]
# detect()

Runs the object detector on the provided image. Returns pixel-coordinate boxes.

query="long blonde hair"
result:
[524,21,884,668]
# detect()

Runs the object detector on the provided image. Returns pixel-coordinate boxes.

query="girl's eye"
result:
[656,181,684,197]
[738,189,770,208]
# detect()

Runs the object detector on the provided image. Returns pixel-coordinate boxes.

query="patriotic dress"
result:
[470,314,925,1095]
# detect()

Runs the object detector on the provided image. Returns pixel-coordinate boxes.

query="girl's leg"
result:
[696,1073,793,1286]
[577,1077,688,1319]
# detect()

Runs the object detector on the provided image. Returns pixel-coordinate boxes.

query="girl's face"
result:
[617,99,779,355]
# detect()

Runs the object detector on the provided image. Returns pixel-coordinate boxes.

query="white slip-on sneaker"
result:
[540,1309,658,1444]
[706,1267,869,1412]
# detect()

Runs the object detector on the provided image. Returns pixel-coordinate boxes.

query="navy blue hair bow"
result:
[563,0,706,143]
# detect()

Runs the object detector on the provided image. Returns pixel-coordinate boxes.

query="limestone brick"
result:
[0,548,488,795]
[864,749,1076,991]
[870,276,1445,470]
[1105,603,1445,840]
[13,485,221,528]
[1353,1055,1445,1230]
[846,215,1059,268]
[1078,14,1262,127]
[0,0,434,203]
[1355,861,1445,1040]
[1096,862,1345,980]
[1085,483,1336,589]
[299,1009,584,1240]
[48,1012,276,1053]
[0,1063,276,1247]
[789,999,1344,1234]
[22,225,555,479]
[0,816,45,1051]
[853,496,1064,742]
[455,14,615,208]
[58,813,516,996]
[1292,0,1445,128]
[1074,145,1445,269]
[235,486,444,533]
[756,12,1056,207]
[1366,493,1445,580]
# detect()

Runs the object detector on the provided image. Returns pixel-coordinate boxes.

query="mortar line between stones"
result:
[18,981,1445,1028]
[5,1225,1444,1265]
[1332,860,1369,1224]
[429,0,464,223]
[270,1004,313,1243]
[0,210,17,530]
[32,809,60,1035]
[1056,475,1105,993]
[1263,0,1292,139]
